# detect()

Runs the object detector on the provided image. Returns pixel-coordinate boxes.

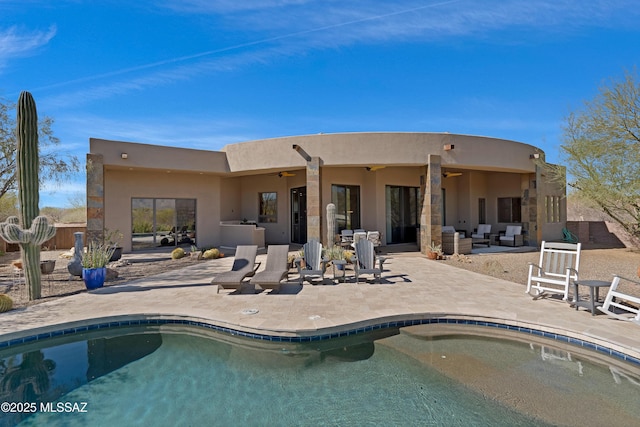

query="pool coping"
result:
[1,313,639,367]
[2,252,639,369]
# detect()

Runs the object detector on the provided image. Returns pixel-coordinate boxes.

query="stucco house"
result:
[86,132,567,254]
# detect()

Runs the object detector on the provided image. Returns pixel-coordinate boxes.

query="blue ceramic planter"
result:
[82,267,106,290]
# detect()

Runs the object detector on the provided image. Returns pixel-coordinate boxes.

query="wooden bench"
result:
[526,241,581,301]
[597,275,640,325]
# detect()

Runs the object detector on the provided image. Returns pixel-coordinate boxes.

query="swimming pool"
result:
[1,323,639,426]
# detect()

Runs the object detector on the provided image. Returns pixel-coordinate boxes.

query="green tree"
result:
[560,69,640,239]
[0,191,18,221]
[0,96,80,201]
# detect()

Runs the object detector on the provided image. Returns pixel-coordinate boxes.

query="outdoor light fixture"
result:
[443,144,454,151]
[121,153,128,159]
[529,153,540,159]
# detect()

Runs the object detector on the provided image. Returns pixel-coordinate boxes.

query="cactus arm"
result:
[0,216,55,245]
[29,216,57,244]
[0,223,31,244]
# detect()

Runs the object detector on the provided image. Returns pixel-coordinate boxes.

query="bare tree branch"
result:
[0,96,80,203]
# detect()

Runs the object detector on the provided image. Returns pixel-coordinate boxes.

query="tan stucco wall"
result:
[90,132,559,250]
[104,169,221,251]
[221,133,539,174]
[91,138,229,174]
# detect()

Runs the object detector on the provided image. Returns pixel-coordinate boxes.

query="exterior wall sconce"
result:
[121,153,128,159]
[529,153,540,159]
[443,144,454,151]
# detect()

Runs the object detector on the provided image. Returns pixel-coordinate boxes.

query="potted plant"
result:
[427,241,442,260]
[82,241,116,290]
[105,229,123,262]
[326,246,352,270]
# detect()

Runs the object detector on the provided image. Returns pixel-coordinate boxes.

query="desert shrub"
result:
[0,294,13,312]
[171,247,185,259]
[132,220,153,233]
[203,248,220,259]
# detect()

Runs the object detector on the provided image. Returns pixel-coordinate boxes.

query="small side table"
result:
[572,280,611,316]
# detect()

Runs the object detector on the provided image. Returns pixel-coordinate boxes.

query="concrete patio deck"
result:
[0,250,638,363]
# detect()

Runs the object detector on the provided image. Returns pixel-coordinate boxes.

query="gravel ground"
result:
[1,246,639,310]
[439,247,640,300]
[0,249,203,309]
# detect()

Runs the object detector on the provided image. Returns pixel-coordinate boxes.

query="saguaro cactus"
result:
[0,91,56,300]
[326,203,336,248]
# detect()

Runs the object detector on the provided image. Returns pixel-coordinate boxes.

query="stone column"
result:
[86,153,104,244]
[419,154,442,254]
[306,156,322,242]
[522,171,538,247]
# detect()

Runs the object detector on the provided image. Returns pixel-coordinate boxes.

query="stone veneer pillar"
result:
[522,171,538,246]
[306,156,322,242]
[86,153,104,244]
[419,154,442,254]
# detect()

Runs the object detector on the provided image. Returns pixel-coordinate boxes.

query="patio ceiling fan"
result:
[277,171,296,177]
[442,171,463,178]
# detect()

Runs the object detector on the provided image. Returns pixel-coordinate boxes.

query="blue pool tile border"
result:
[1,317,639,366]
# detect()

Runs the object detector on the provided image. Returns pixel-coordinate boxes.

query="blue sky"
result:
[1,0,639,207]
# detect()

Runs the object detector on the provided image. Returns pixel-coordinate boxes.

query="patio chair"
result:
[442,225,465,238]
[366,231,381,251]
[340,229,354,248]
[472,224,491,240]
[249,245,290,293]
[526,241,581,300]
[441,232,471,255]
[352,238,387,283]
[597,275,640,324]
[352,230,367,246]
[212,245,260,293]
[295,240,330,284]
[499,225,524,246]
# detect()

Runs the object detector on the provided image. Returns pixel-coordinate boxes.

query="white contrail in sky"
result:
[32,0,461,92]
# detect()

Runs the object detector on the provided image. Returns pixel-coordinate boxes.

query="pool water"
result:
[1,325,638,426]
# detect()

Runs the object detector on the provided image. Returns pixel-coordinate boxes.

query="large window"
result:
[332,184,360,231]
[131,198,196,250]
[497,197,521,223]
[258,192,277,223]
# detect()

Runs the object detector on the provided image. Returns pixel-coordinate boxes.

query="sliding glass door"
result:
[331,184,361,232]
[131,198,196,250]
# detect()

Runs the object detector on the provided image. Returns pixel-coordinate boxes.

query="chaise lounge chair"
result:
[295,240,329,284]
[249,245,290,293]
[352,238,387,283]
[212,245,259,293]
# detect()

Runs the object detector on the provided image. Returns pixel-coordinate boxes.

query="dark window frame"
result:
[258,192,278,223]
[497,197,522,223]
